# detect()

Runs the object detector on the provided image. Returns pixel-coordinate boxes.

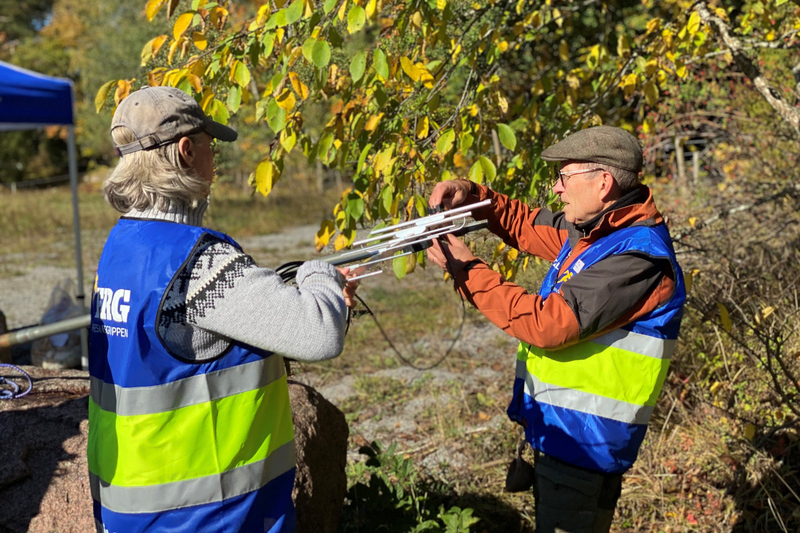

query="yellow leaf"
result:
[289,72,309,99]
[173,12,194,41]
[761,306,776,319]
[200,88,214,111]
[689,217,697,227]
[365,0,377,19]
[315,220,335,251]
[276,88,296,111]
[436,0,446,10]
[337,0,348,21]
[646,17,661,34]
[113,80,130,105]
[373,146,395,176]
[141,35,169,66]
[191,58,206,77]
[744,423,755,441]
[718,302,732,332]
[186,74,203,93]
[95,80,116,113]
[416,116,429,139]
[400,57,421,82]
[255,158,279,196]
[766,30,775,41]
[644,81,659,107]
[192,31,207,50]
[210,6,229,30]
[687,11,701,36]
[333,232,350,251]
[558,40,569,61]
[364,113,383,132]
[146,0,167,21]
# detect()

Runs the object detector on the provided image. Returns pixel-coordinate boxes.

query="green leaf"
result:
[478,155,497,181]
[357,143,372,173]
[346,194,365,221]
[469,160,484,183]
[323,0,338,14]
[302,38,316,63]
[373,48,389,79]
[392,255,407,280]
[350,51,367,83]
[379,185,393,216]
[413,195,427,217]
[435,128,455,155]
[285,0,303,24]
[347,5,366,33]
[317,132,335,164]
[233,61,251,87]
[227,85,242,113]
[266,99,286,133]
[311,40,331,68]
[497,124,517,151]
[208,99,230,124]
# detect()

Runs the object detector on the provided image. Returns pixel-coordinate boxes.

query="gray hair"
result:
[573,161,640,193]
[104,127,209,213]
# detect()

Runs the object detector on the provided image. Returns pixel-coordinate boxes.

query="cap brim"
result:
[540,141,575,162]
[204,119,238,142]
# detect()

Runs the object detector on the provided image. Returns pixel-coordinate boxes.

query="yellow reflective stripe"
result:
[90,441,296,514]
[524,340,669,407]
[89,375,294,487]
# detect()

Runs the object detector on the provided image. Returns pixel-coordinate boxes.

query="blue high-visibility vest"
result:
[88,218,296,533]
[507,224,685,474]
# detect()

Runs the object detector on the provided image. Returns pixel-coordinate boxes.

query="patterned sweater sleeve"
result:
[158,234,348,362]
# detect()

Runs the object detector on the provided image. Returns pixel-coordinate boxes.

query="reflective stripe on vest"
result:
[516,326,675,426]
[89,440,295,514]
[90,356,286,416]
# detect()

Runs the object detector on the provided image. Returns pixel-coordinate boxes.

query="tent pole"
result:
[68,126,89,369]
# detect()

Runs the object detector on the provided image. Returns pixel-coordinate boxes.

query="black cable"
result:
[350,235,468,371]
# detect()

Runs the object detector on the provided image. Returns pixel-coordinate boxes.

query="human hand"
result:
[426,234,477,273]
[337,267,364,308]
[428,180,473,210]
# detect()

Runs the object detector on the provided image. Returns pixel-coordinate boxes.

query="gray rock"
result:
[289,380,349,533]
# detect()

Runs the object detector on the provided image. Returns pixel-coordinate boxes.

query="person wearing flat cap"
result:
[88,86,359,533]
[427,126,685,533]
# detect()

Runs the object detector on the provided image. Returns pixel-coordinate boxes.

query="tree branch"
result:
[695,1,800,138]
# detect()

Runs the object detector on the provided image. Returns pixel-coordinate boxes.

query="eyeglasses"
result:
[554,167,605,187]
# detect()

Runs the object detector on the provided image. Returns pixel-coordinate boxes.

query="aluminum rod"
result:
[0,314,91,349]
[365,199,491,236]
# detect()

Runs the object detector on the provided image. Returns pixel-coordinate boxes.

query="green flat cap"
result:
[541,126,643,173]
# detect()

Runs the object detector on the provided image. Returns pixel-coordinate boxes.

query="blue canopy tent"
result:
[0,60,88,366]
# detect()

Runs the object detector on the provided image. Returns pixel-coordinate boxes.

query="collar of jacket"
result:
[570,185,664,244]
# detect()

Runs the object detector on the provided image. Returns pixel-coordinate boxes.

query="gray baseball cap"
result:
[111,86,237,156]
[541,126,643,173]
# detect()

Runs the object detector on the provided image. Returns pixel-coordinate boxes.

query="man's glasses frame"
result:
[554,167,605,187]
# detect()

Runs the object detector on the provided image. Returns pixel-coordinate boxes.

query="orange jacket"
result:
[452,183,678,350]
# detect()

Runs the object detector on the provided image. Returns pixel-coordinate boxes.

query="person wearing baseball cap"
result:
[426,126,685,532]
[89,86,360,533]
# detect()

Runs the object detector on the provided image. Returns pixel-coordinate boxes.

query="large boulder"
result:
[289,379,350,533]
[0,368,349,533]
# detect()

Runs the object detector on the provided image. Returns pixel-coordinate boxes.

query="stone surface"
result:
[289,379,350,533]
[0,367,349,533]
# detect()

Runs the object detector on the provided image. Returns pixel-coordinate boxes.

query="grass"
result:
[0,178,340,275]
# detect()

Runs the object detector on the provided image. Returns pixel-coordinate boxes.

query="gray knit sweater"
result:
[126,200,348,362]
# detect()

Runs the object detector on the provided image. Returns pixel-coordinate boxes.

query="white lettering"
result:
[111,289,131,322]
[94,286,132,324]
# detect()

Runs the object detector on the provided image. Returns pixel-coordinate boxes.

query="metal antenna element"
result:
[276,199,491,282]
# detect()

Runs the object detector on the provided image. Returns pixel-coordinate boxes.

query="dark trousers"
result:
[533,453,623,533]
